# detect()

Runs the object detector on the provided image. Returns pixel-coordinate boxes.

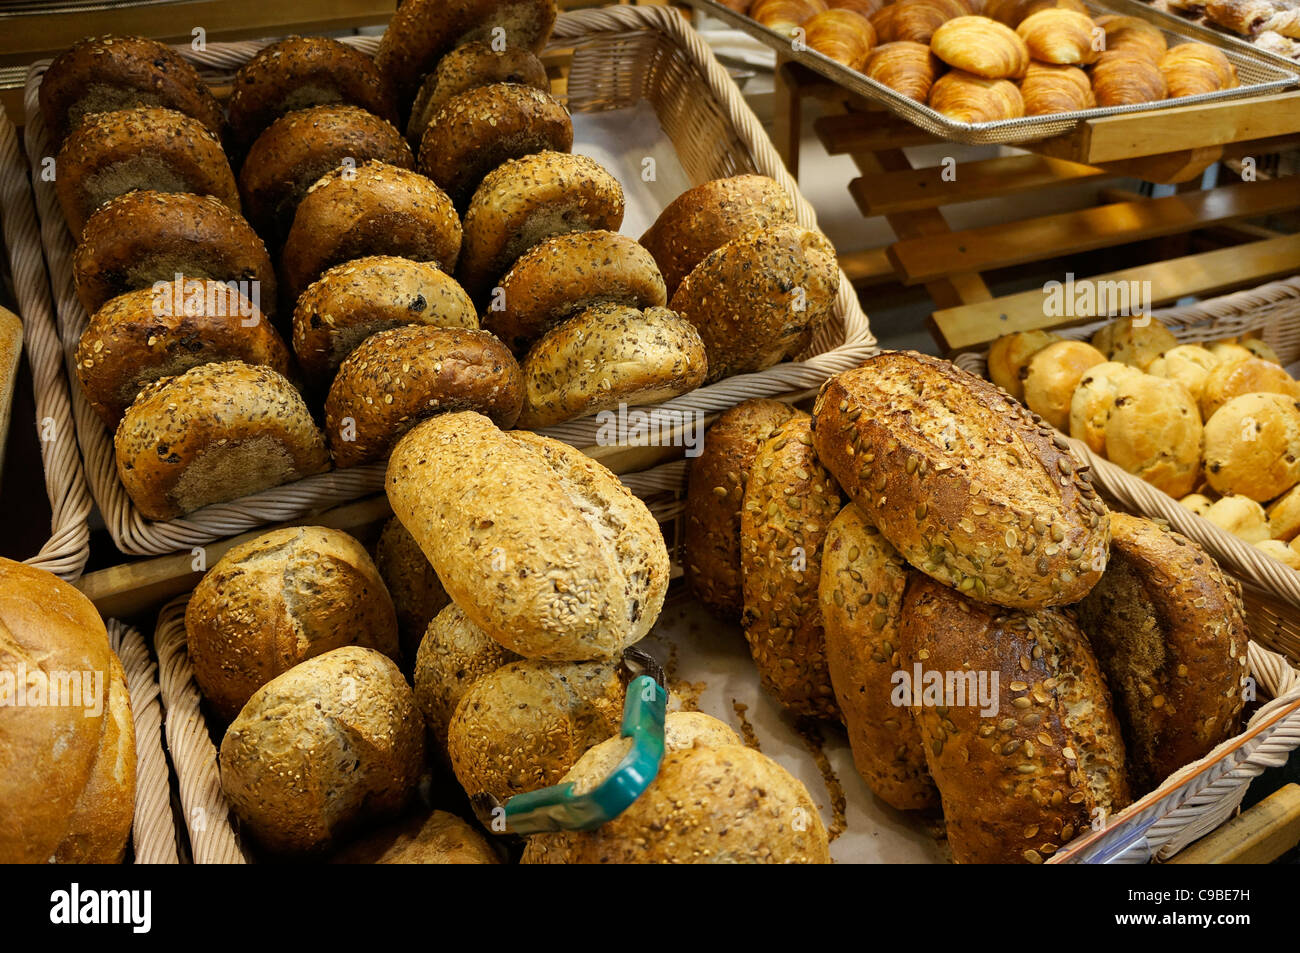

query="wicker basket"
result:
[20,5,875,559]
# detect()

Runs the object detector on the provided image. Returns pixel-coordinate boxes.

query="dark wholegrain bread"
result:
[683,398,798,619]
[407,42,549,143]
[901,574,1131,864]
[374,516,451,662]
[414,603,520,747]
[812,352,1111,609]
[1074,513,1247,794]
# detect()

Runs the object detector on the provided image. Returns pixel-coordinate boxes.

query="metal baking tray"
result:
[1129,0,1300,72]
[684,0,1300,145]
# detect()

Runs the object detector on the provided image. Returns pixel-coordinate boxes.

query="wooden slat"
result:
[1168,784,1300,865]
[813,112,940,154]
[838,247,896,285]
[891,176,1300,285]
[929,233,1300,352]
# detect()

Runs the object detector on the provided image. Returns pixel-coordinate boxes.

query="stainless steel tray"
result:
[685,0,1300,145]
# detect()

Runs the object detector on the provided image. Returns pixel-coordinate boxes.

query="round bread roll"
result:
[484,230,667,356]
[447,658,624,802]
[407,42,549,143]
[72,191,276,319]
[1067,360,1145,454]
[418,84,572,209]
[516,304,707,429]
[1147,343,1219,405]
[1090,315,1179,370]
[670,224,840,383]
[987,329,1060,401]
[218,646,425,855]
[281,161,462,304]
[0,558,135,864]
[76,279,292,428]
[639,175,797,298]
[325,325,523,467]
[1104,374,1203,498]
[39,34,224,145]
[1241,338,1281,364]
[114,360,330,520]
[1179,492,1214,516]
[1208,341,1253,364]
[330,809,500,864]
[185,526,401,720]
[374,516,451,661]
[457,151,625,303]
[55,106,238,236]
[1255,539,1300,571]
[1023,339,1107,432]
[414,603,519,746]
[1267,484,1300,542]
[1199,356,1299,420]
[225,35,398,149]
[292,255,478,387]
[385,412,670,660]
[1203,494,1272,543]
[1204,392,1300,501]
[239,104,414,246]
[683,398,798,619]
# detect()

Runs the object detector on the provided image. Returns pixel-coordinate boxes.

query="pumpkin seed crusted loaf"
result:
[812,352,1111,609]
[414,603,519,746]
[407,42,549,143]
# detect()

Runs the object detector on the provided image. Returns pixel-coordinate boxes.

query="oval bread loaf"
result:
[374,516,451,661]
[414,603,519,745]
[407,42,550,143]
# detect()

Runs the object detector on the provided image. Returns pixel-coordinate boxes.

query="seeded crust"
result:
[1075,513,1248,794]
[819,503,937,810]
[76,280,292,428]
[407,42,549,143]
[517,304,707,429]
[55,106,237,236]
[418,83,572,209]
[900,575,1131,864]
[670,224,839,383]
[684,398,798,619]
[1090,315,1179,371]
[1103,374,1203,498]
[239,105,413,246]
[1204,392,1300,501]
[1199,356,1300,420]
[1068,360,1146,454]
[225,35,398,149]
[329,809,500,864]
[414,603,518,746]
[375,516,451,662]
[385,412,670,660]
[39,34,224,145]
[1022,339,1105,432]
[114,360,330,520]
[446,658,624,802]
[986,329,1059,401]
[484,230,666,356]
[281,160,462,304]
[185,526,401,721]
[72,191,276,318]
[639,174,797,297]
[457,151,625,303]
[218,646,425,856]
[740,414,844,719]
[812,352,1111,609]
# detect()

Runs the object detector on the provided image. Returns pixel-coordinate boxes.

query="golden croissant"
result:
[872,0,969,43]
[1016,8,1101,64]
[1160,42,1239,97]
[985,0,1087,25]
[865,40,943,100]
[931,15,1031,78]
[752,0,830,34]
[805,9,878,68]
[829,0,885,17]
[929,69,1026,120]
[1090,50,1168,106]
[1020,61,1096,114]
[1093,14,1168,61]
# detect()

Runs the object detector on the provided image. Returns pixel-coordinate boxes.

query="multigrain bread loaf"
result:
[218,646,425,855]
[813,353,1111,609]
[55,107,238,236]
[374,517,450,661]
[900,574,1131,864]
[185,526,401,720]
[1203,392,1300,501]
[1022,339,1106,432]
[1067,360,1146,454]
[1075,514,1247,793]
[819,503,936,810]
[0,558,136,864]
[1199,355,1299,420]
[1091,316,1179,371]
[407,42,550,144]
[114,361,330,520]
[414,603,518,745]
[1102,374,1203,498]
[386,412,670,659]
[987,329,1060,401]
[740,414,844,719]
[330,809,500,864]
[1147,343,1221,405]
[683,398,798,619]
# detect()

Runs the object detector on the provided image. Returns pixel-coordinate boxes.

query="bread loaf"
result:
[1179,492,1214,517]
[1257,538,1300,570]
[414,603,518,745]
[330,809,500,864]
[1242,338,1282,364]
[407,42,549,143]
[1204,392,1300,501]
[374,517,450,661]
[1022,339,1106,432]
[1266,484,1300,542]
[987,329,1059,401]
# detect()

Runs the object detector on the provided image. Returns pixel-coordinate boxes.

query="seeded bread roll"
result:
[457,152,625,303]
[987,329,1060,401]
[407,42,549,143]
[239,105,414,246]
[386,412,670,660]
[670,224,839,383]
[418,84,572,209]
[185,526,401,720]
[1147,344,1220,405]
[639,175,797,297]
[114,360,330,520]
[374,517,451,661]
[1204,392,1300,501]
[516,304,707,429]
[281,161,462,304]
[1267,484,1300,542]
[740,414,844,719]
[1204,494,1271,543]
[1199,356,1300,420]
[330,809,500,864]
[76,279,292,428]
[225,35,398,149]
[219,646,425,855]
[72,191,276,319]
[484,230,667,356]
[40,34,224,145]
[0,558,135,864]
[1104,374,1203,498]
[900,574,1131,864]
[1075,513,1247,793]
[813,353,1111,609]
[819,503,936,810]
[1067,360,1145,454]
[1090,315,1179,371]
[414,603,518,745]
[1023,339,1107,432]
[55,106,238,237]
[684,398,799,619]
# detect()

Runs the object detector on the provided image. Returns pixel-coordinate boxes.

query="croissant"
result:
[1020,61,1096,113]
[931,15,1031,77]
[985,0,1087,25]
[1016,9,1101,64]
[1090,50,1168,106]
[752,0,829,34]
[1161,42,1239,97]
[829,0,885,17]
[865,40,943,100]
[929,69,1026,120]
[1094,14,1168,61]
[872,0,969,43]
[805,9,878,68]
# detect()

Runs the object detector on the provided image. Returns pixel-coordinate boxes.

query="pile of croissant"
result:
[731,0,1239,120]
